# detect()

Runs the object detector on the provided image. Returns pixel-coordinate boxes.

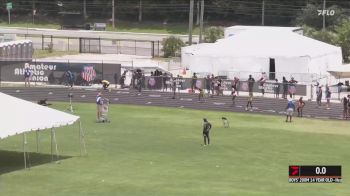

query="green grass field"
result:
[0,102,349,196]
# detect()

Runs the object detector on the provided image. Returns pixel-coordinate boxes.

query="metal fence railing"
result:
[12,33,163,57]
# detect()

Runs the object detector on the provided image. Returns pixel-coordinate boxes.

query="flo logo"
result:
[289,166,299,176]
[317,10,335,16]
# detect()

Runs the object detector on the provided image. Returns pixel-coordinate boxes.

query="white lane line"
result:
[213,102,226,105]
[180,98,192,101]
[149,95,161,98]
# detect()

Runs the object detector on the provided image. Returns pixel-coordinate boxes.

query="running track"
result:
[0,87,346,120]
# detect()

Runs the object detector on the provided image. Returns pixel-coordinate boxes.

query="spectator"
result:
[258,72,267,96]
[274,79,280,98]
[171,75,177,99]
[210,74,215,97]
[233,76,240,95]
[191,72,197,92]
[325,85,331,109]
[316,86,322,106]
[119,71,126,88]
[282,76,288,99]
[285,98,295,122]
[248,74,255,97]
[341,96,348,119]
[202,118,212,146]
[163,72,168,91]
[231,86,237,106]
[67,70,75,88]
[297,97,305,117]
[24,68,32,87]
[288,77,298,98]
[217,79,223,96]
[205,75,211,95]
[348,95,350,119]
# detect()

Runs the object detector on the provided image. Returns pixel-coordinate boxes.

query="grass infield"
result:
[0,102,349,196]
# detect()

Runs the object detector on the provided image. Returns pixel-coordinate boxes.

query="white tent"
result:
[182,29,343,81]
[328,64,350,78]
[0,92,87,168]
[224,25,303,38]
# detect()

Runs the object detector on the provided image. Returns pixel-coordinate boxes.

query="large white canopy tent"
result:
[0,92,87,168]
[182,28,343,82]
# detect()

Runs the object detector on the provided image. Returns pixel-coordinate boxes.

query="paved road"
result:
[0,87,346,121]
[0,27,199,42]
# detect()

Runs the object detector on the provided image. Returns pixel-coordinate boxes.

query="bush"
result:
[162,36,185,58]
[204,26,224,43]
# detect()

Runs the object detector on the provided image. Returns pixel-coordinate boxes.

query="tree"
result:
[204,26,224,43]
[162,36,185,58]
[295,3,346,30]
[335,20,350,62]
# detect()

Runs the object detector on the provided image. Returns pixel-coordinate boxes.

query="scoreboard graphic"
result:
[289,165,342,183]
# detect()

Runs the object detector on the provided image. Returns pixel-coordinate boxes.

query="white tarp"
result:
[224,25,303,38]
[328,64,350,78]
[0,92,79,139]
[182,28,343,79]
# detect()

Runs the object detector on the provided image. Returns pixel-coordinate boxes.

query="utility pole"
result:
[138,0,143,22]
[32,0,35,24]
[323,0,326,30]
[261,0,265,26]
[189,0,194,45]
[83,0,87,19]
[196,0,200,25]
[199,0,204,43]
[112,0,115,28]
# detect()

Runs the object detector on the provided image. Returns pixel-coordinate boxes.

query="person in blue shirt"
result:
[285,98,295,122]
[24,68,32,87]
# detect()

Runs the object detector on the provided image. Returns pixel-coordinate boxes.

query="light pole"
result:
[112,0,115,28]
[322,0,326,30]
[199,0,204,43]
[189,0,194,45]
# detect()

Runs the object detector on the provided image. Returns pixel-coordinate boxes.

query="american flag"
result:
[81,66,96,82]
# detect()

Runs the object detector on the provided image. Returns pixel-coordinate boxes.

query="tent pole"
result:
[52,128,59,161]
[51,128,53,162]
[23,133,27,169]
[36,129,39,153]
[79,119,87,156]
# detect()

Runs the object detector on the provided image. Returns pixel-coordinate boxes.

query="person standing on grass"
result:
[96,92,103,120]
[316,86,322,106]
[325,85,331,109]
[297,97,305,117]
[341,96,348,120]
[24,68,32,87]
[285,98,295,122]
[202,118,212,146]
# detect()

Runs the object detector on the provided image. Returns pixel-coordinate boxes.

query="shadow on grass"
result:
[0,150,72,175]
